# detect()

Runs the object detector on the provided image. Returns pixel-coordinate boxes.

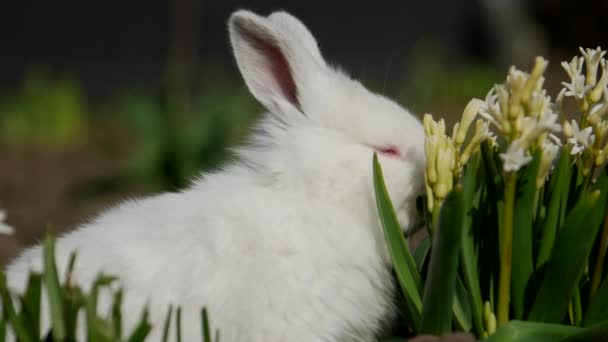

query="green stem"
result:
[430,204,441,236]
[590,203,608,300]
[573,285,582,326]
[498,172,517,326]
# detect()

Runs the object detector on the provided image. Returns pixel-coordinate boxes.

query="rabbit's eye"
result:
[375,146,401,158]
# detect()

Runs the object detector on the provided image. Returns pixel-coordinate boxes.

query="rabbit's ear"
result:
[228,10,326,116]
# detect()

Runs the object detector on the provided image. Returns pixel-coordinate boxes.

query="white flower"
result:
[0,210,15,235]
[580,46,606,85]
[516,112,561,150]
[562,74,594,99]
[507,66,528,91]
[537,139,560,188]
[536,112,562,133]
[500,145,532,172]
[568,120,595,155]
[479,88,502,129]
[561,56,584,81]
[548,133,563,146]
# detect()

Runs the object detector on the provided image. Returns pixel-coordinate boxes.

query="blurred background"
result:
[1,0,607,264]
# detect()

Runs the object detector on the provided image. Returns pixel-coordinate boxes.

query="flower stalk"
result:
[498,171,517,326]
[590,204,608,300]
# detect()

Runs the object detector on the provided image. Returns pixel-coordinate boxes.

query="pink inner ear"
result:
[241,28,300,110]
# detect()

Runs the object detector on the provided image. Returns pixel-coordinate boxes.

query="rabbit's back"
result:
[5,168,394,341]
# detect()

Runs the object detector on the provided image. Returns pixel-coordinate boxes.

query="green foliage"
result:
[0,68,86,148]
[0,234,220,341]
[401,49,502,114]
[373,154,422,331]
[419,188,465,335]
[116,82,260,190]
[373,146,608,340]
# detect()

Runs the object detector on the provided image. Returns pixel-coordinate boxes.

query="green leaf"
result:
[112,288,124,338]
[420,188,465,335]
[162,305,173,342]
[0,308,6,342]
[413,236,430,272]
[64,286,84,341]
[127,308,152,342]
[0,272,35,342]
[560,320,608,341]
[583,274,608,326]
[19,273,42,339]
[511,150,541,319]
[528,191,604,323]
[460,153,484,336]
[43,233,66,341]
[537,149,572,269]
[453,275,473,332]
[485,320,581,341]
[201,308,211,342]
[176,306,182,342]
[86,275,117,341]
[373,154,422,330]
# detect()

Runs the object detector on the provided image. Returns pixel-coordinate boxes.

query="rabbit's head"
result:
[228,10,425,231]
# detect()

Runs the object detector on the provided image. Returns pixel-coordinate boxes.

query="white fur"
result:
[5,10,425,342]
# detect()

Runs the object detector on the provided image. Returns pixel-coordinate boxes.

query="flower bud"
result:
[484,302,497,335]
[563,120,573,138]
[455,99,484,146]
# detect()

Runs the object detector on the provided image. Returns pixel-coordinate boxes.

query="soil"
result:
[0,121,148,265]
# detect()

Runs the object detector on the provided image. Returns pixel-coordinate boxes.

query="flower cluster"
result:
[0,209,15,235]
[479,57,561,181]
[559,47,608,176]
[423,99,493,212]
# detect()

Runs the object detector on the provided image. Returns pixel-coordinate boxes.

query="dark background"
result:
[6,1,606,101]
[1,0,608,263]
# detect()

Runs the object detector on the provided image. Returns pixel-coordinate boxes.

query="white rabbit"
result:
[5,9,426,342]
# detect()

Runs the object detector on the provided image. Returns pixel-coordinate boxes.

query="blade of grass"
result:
[420,188,465,335]
[127,308,152,342]
[582,273,608,326]
[43,233,66,341]
[485,320,581,341]
[86,275,117,341]
[176,306,182,342]
[528,191,604,323]
[511,150,541,319]
[573,286,582,326]
[162,305,173,342]
[64,286,84,341]
[0,273,35,342]
[201,308,211,342]
[413,236,430,272]
[537,149,572,269]
[560,320,608,341]
[19,273,42,339]
[112,288,123,338]
[589,167,608,300]
[373,154,422,330]
[460,153,484,336]
[452,275,472,332]
[0,310,5,342]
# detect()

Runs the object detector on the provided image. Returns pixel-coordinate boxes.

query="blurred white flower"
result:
[561,56,584,81]
[580,46,606,85]
[500,145,532,172]
[568,120,595,155]
[548,133,563,146]
[562,74,594,99]
[0,210,15,235]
